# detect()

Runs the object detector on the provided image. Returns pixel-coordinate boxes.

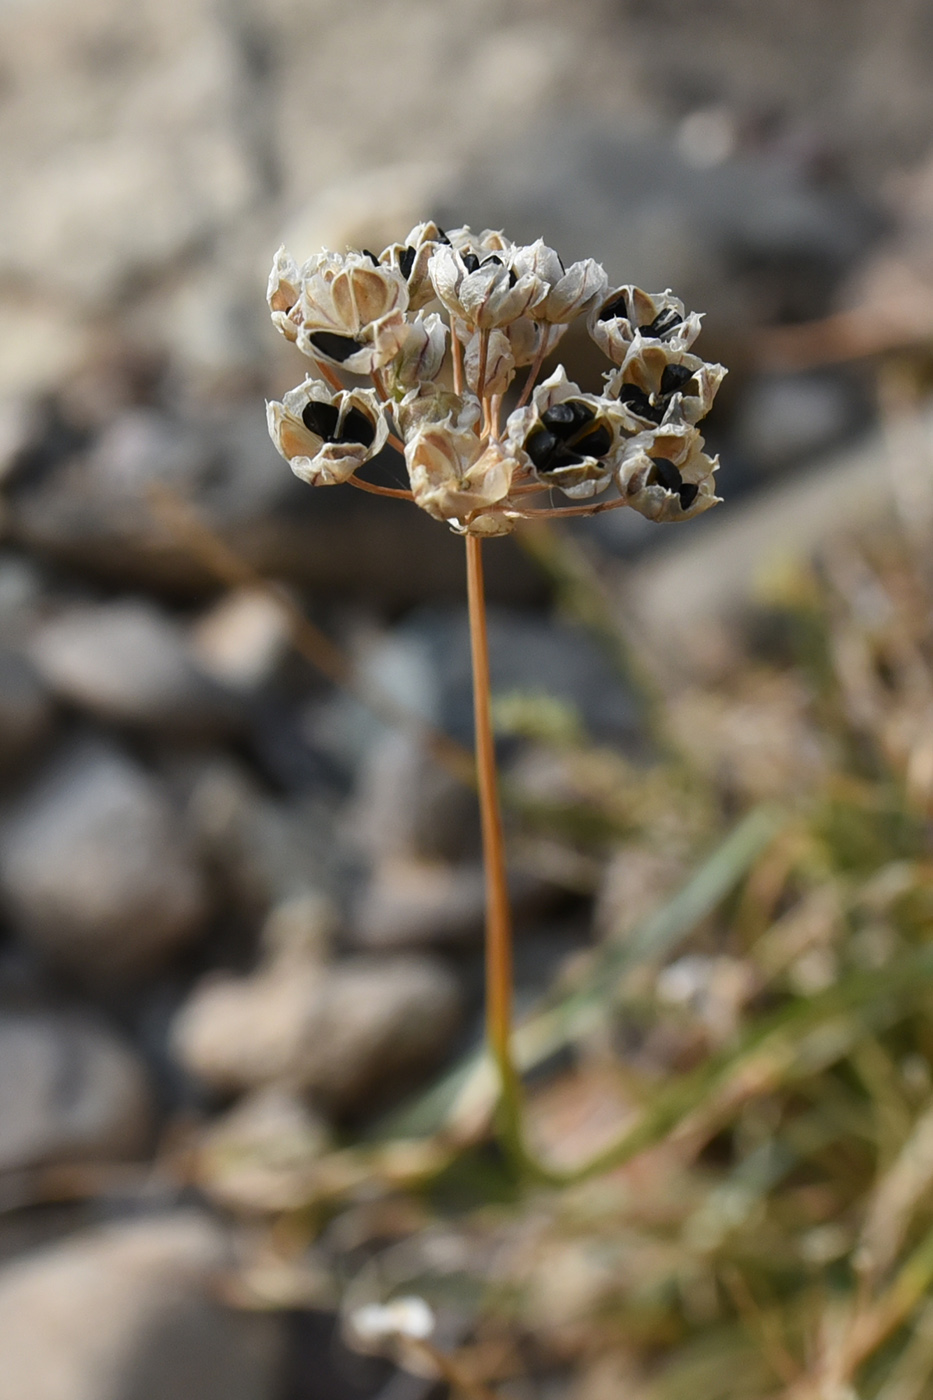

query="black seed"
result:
[550,448,586,471]
[575,423,612,459]
[542,400,595,439]
[508,269,518,288]
[542,403,577,434]
[435,227,451,244]
[647,457,682,493]
[556,252,565,274]
[641,309,683,338]
[678,482,699,509]
[526,427,559,471]
[339,407,376,448]
[398,246,416,279]
[660,363,695,397]
[462,252,481,274]
[362,250,380,266]
[302,400,341,440]
[482,255,503,267]
[598,293,630,324]
[308,331,365,363]
[617,384,663,423]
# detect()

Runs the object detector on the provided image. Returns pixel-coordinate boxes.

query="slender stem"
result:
[313,358,345,393]
[476,329,490,408]
[452,325,464,395]
[348,476,414,501]
[519,489,629,520]
[515,328,551,409]
[367,369,407,455]
[465,534,523,1160]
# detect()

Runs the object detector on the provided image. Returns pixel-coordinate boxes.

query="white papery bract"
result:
[615,420,721,522]
[266,379,388,486]
[405,413,520,523]
[589,285,703,365]
[505,366,624,499]
[428,242,543,330]
[266,223,725,535]
[511,238,608,324]
[604,340,727,430]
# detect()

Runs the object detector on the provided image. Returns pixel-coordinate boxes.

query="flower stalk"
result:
[264,219,727,1168]
[465,532,524,1160]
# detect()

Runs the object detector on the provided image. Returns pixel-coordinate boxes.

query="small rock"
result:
[188,586,291,692]
[0,648,55,775]
[351,855,551,950]
[173,954,461,1114]
[305,956,462,1112]
[0,1213,284,1400]
[0,1011,151,1176]
[395,606,640,750]
[0,742,210,981]
[186,758,351,918]
[351,730,480,865]
[734,371,864,474]
[30,599,240,733]
[195,1087,332,1214]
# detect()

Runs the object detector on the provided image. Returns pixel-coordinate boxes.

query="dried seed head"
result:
[505,366,622,499]
[396,384,480,439]
[265,220,725,534]
[605,343,726,429]
[459,326,517,398]
[383,311,448,394]
[405,415,518,528]
[510,238,608,324]
[616,421,721,521]
[589,285,703,364]
[266,379,388,486]
[380,221,450,309]
[428,241,543,330]
[284,249,411,373]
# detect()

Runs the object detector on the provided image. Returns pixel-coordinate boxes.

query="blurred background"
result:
[5,2,933,1398]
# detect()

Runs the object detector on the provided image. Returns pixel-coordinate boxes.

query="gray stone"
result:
[0,648,55,775]
[0,1011,151,1177]
[396,606,641,751]
[0,1213,284,1400]
[188,587,290,693]
[30,598,241,733]
[172,953,461,1114]
[186,758,350,919]
[0,742,210,981]
[734,372,864,474]
[350,856,548,950]
[195,1087,332,1214]
[350,730,480,866]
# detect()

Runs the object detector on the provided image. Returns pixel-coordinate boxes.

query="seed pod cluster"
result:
[266,223,725,534]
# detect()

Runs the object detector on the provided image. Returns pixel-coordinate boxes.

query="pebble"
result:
[0,742,210,981]
[194,1086,332,1214]
[30,599,241,733]
[188,587,291,692]
[173,953,461,1114]
[0,1213,284,1400]
[0,648,55,775]
[0,1010,151,1178]
[351,855,554,951]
